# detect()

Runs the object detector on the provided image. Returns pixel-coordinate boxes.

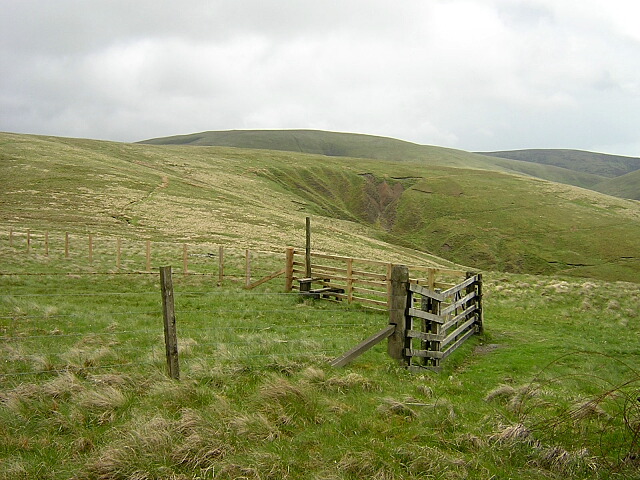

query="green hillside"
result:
[2,131,640,282]
[594,168,640,200]
[141,129,640,198]
[477,148,640,178]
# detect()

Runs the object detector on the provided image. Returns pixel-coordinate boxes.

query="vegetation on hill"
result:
[2,131,640,282]
[141,129,640,200]
[478,149,640,178]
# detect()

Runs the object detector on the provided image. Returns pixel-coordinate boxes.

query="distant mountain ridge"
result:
[140,130,640,200]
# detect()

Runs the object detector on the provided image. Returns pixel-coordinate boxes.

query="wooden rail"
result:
[285,248,468,310]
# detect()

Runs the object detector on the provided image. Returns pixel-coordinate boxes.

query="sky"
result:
[1,0,640,156]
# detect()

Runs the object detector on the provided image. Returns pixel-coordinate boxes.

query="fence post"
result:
[65,232,69,259]
[89,234,93,264]
[423,291,442,369]
[476,273,484,334]
[305,216,311,278]
[218,245,224,286]
[285,247,294,292]
[245,249,251,287]
[146,240,151,272]
[183,243,188,275]
[45,231,49,257]
[116,238,121,270]
[9,228,13,247]
[160,266,180,380]
[26,229,31,253]
[346,257,354,304]
[387,264,409,364]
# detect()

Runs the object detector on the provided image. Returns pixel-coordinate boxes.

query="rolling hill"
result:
[141,129,640,199]
[2,131,640,282]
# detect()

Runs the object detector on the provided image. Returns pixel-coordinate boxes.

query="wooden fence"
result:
[283,247,469,310]
[332,265,483,371]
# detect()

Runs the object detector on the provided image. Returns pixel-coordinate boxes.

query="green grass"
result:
[1,248,639,479]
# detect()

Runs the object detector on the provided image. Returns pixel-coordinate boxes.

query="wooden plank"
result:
[441,318,477,347]
[408,265,466,277]
[441,304,477,331]
[246,268,286,289]
[330,325,395,367]
[404,348,444,359]
[441,328,477,360]
[440,291,476,317]
[407,307,445,324]
[352,285,387,297]
[440,275,478,299]
[352,295,388,307]
[406,329,443,342]
[408,283,445,302]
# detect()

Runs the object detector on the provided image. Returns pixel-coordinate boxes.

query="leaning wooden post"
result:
[217,245,224,286]
[305,216,311,278]
[285,247,294,292]
[387,264,409,364]
[159,266,180,380]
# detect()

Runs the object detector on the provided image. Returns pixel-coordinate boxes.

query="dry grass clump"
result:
[377,397,419,419]
[227,412,280,441]
[41,371,85,399]
[257,376,324,426]
[77,385,127,425]
[323,372,379,393]
[484,383,538,412]
[79,410,230,480]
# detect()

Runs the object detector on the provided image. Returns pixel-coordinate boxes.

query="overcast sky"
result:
[1,0,639,156]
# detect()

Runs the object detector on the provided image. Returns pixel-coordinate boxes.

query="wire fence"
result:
[0,270,385,381]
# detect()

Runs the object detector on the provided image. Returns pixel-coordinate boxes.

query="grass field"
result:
[1,131,639,478]
[1,238,639,479]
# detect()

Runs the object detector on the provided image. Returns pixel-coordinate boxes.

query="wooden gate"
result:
[403,272,483,371]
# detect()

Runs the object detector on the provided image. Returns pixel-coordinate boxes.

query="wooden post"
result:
[160,266,180,380]
[116,238,121,270]
[245,249,251,288]
[65,232,69,259]
[26,229,31,253]
[427,268,436,290]
[476,273,484,334]
[285,247,294,292]
[9,228,13,247]
[218,245,224,286]
[182,243,188,275]
[44,231,49,257]
[346,257,354,304]
[305,216,311,278]
[386,263,392,308]
[387,264,409,364]
[88,234,93,264]
[146,240,151,272]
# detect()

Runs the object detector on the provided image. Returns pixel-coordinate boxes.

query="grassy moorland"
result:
[141,129,640,199]
[2,131,639,282]
[0,243,639,479]
[0,131,639,479]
